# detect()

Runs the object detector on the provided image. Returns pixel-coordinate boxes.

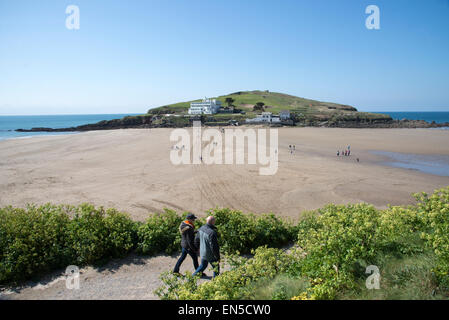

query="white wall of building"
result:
[188,98,222,115]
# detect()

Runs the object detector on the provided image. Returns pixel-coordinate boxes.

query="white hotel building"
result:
[188,98,222,115]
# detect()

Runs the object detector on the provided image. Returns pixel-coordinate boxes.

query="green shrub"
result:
[211,208,296,254]
[136,209,184,255]
[155,188,449,300]
[0,204,71,283]
[66,204,137,265]
[294,203,431,299]
[2,186,449,299]
[0,203,137,283]
[155,246,296,300]
[417,187,449,288]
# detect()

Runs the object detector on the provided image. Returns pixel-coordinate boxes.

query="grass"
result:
[147,90,391,122]
[250,275,310,300]
[339,251,444,300]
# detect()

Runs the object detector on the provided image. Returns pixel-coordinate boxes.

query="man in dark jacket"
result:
[173,213,199,275]
[192,216,220,278]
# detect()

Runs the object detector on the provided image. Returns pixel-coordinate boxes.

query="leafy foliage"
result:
[155,247,298,300]
[136,209,184,255]
[211,208,297,254]
[0,204,71,283]
[2,186,449,300]
[0,204,136,283]
[416,187,449,288]
[294,203,426,299]
[156,187,449,300]
[66,204,137,265]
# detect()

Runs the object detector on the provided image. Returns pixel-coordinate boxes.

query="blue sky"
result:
[0,0,448,115]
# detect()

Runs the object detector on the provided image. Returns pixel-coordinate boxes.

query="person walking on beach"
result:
[193,216,220,278]
[337,151,340,156]
[173,213,199,275]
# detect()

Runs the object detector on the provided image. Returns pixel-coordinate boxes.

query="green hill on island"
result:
[147,90,391,126]
[149,90,357,113]
[26,90,447,132]
[148,90,391,120]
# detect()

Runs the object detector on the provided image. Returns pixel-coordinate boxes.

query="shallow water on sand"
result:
[371,151,449,177]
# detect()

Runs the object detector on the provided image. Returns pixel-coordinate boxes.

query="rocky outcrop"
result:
[15,115,449,132]
[325,119,449,128]
[16,115,154,132]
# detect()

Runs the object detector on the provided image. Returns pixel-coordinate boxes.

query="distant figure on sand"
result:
[357,158,360,162]
[173,213,199,275]
[193,216,220,278]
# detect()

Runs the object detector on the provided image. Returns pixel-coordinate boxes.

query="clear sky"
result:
[1,0,449,115]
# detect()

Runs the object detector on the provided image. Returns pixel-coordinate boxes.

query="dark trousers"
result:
[192,259,220,278]
[173,248,199,273]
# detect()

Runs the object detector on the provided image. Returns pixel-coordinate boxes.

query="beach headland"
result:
[1,127,448,221]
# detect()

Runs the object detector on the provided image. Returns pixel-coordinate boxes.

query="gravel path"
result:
[0,253,219,300]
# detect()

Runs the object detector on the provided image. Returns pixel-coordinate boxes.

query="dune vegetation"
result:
[1,187,448,300]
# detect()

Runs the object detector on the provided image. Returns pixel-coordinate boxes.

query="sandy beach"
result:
[1,127,448,221]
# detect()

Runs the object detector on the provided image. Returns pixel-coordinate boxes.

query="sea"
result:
[0,114,141,141]
[378,111,449,124]
[1,112,448,141]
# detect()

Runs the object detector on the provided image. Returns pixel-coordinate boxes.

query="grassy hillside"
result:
[147,90,391,122]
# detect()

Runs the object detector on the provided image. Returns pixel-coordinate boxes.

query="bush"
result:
[0,205,297,284]
[66,204,137,265]
[136,209,184,255]
[211,208,296,254]
[155,246,296,300]
[0,203,137,283]
[153,188,449,300]
[0,204,71,283]
[294,203,431,299]
[2,186,449,299]
[417,187,449,288]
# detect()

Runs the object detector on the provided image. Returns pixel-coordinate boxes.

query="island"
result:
[15,90,449,132]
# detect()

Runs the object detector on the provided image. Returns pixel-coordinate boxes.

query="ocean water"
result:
[0,114,141,141]
[378,111,449,124]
